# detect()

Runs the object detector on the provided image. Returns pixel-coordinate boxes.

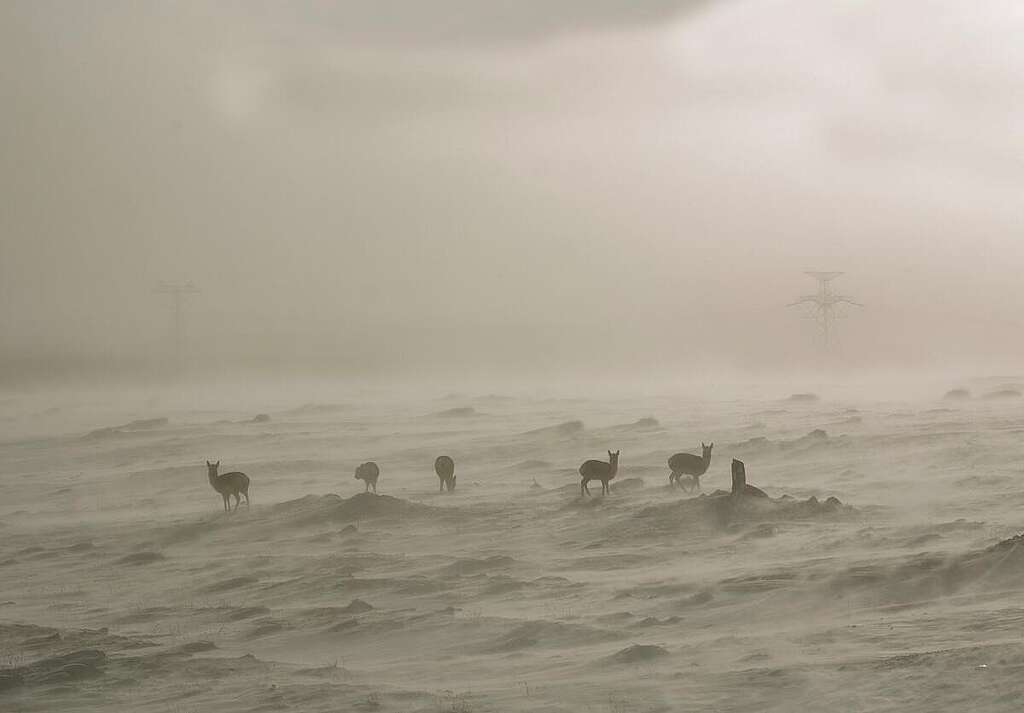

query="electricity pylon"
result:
[154,280,200,368]
[788,272,861,352]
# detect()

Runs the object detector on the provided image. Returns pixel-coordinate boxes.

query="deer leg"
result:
[222,493,229,512]
[233,493,240,511]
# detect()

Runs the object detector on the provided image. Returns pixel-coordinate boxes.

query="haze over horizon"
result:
[3,1,1023,382]
[8,7,1024,713]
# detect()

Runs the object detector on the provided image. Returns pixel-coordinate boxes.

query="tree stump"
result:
[731,459,769,498]
[731,459,747,495]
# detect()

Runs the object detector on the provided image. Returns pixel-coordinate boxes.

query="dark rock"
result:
[116,551,164,566]
[607,644,670,664]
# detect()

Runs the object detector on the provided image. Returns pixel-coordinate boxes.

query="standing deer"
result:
[435,455,456,492]
[580,450,620,496]
[354,462,380,493]
[668,442,713,493]
[206,460,251,512]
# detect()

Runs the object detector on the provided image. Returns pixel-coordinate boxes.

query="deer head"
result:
[701,442,713,462]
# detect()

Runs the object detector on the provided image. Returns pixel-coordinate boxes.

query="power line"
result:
[788,271,861,352]
[154,280,200,368]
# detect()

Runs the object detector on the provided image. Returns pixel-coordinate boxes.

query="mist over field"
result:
[3,2,1024,712]
[3,0,1024,382]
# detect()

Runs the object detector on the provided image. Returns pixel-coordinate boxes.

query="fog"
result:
[7,6,1024,712]
[3,0,1024,384]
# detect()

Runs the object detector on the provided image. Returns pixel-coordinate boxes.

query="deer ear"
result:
[215,461,220,467]
[206,460,210,466]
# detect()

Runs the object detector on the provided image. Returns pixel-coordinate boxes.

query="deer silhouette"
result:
[354,462,380,493]
[579,450,619,496]
[206,461,250,512]
[668,442,713,493]
[435,455,456,492]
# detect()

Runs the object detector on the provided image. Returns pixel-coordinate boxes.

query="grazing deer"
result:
[354,462,380,493]
[580,450,620,496]
[435,455,456,492]
[206,460,250,512]
[668,442,713,493]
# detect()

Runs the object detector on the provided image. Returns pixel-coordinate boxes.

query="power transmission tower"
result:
[788,272,861,352]
[154,280,200,369]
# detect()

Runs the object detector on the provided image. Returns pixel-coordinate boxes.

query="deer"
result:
[354,462,380,493]
[668,442,713,493]
[206,460,251,512]
[435,455,456,492]
[579,450,619,496]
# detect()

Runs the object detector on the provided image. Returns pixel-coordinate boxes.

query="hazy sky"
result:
[3,1,1023,378]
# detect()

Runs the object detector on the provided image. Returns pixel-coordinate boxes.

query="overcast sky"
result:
[2,1,1023,378]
